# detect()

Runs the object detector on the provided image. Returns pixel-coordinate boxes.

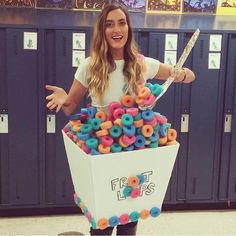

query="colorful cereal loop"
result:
[80,124,93,134]
[142,109,154,121]
[100,135,114,147]
[121,95,134,107]
[97,218,109,230]
[137,174,145,184]
[135,95,144,106]
[138,87,150,99]
[85,138,98,149]
[142,125,154,138]
[166,140,177,145]
[140,209,150,219]
[130,211,140,222]
[121,114,134,126]
[109,216,119,227]
[108,101,121,114]
[95,111,107,122]
[119,136,129,148]
[144,93,156,106]
[100,121,113,130]
[167,128,177,141]
[96,129,109,138]
[90,118,102,130]
[126,107,139,117]
[123,186,133,197]
[151,83,164,96]
[159,136,167,146]
[134,135,146,148]
[98,144,111,154]
[133,119,144,128]
[109,125,122,138]
[91,217,97,229]
[111,143,122,153]
[119,213,130,224]
[113,118,123,128]
[150,207,161,217]
[113,108,125,119]
[130,188,141,198]
[128,176,140,188]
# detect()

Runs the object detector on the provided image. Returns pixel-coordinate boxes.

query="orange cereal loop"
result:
[98,143,111,154]
[133,119,144,128]
[100,121,112,130]
[127,176,139,188]
[114,118,123,128]
[98,218,109,230]
[96,129,109,138]
[159,136,167,146]
[138,87,151,99]
[142,125,154,138]
[166,140,177,145]
[72,124,81,132]
[73,135,78,142]
[79,202,85,212]
[69,120,80,126]
[121,95,134,108]
[167,128,177,141]
[95,111,107,122]
[140,209,150,219]
[135,95,144,105]
[118,136,129,148]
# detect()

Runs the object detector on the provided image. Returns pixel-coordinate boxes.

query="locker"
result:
[44,29,89,206]
[219,34,236,203]
[184,33,227,201]
[148,32,184,203]
[3,29,40,206]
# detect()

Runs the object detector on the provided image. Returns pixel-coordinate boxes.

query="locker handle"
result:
[224,114,232,133]
[181,114,189,133]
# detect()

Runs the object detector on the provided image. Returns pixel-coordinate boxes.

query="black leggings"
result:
[90,221,138,235]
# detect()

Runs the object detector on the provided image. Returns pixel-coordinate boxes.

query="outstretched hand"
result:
[45,85,68,112]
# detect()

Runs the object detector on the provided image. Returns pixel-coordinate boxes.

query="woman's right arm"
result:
[46,79,87,116]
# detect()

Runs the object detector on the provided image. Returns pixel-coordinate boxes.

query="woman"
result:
[46,4,195,235]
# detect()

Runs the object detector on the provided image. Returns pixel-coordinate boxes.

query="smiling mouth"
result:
[112,35,123,41]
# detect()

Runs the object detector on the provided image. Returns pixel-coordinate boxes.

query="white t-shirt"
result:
[74,56,160,108]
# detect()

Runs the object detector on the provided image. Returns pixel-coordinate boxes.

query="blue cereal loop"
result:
[137,174,145,184]
[81,108,88,114]
[109,216,119,227]
[90,149,100,156]
[150,132,159,142]
[134,135,146,148]
[88,106,97,118]
[77,132,89,141]
[123,125,136,136]
[150,207,161,217]
[142,109,154,121]
[69,113,80,120]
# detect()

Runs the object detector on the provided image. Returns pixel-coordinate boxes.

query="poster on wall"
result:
[146,0,182,13]
[0,0,35,7]
[183,0,216,13]
[111,0,146,12]
[216,0,236,14]
[36,0,72,9]
[73,0,109,10]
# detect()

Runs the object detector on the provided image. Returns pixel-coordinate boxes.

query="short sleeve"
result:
[74,57,90,88]
[143,57,160,80]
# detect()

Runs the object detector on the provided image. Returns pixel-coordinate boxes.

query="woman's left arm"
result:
[154,62,195,83]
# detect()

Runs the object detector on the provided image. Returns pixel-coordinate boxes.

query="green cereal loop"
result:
[80,124,93,133]
[111,143,122,153]
[109,125,122,138]
[86,138,98,149]
[149,141,158,148]
[121,114,134,126]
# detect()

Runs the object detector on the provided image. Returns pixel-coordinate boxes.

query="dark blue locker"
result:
[219,34,236,203]
[5,29,40,206]
[148,32,183,203]
[44,29,89,206]
[185,33,227,201]
[0,29,9,206]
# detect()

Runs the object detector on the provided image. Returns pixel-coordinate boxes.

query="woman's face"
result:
[105,8,129,59]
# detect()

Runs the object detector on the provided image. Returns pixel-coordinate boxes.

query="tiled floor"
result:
[1,210,236,235]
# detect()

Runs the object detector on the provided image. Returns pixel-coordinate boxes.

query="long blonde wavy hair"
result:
[87,4,146,105]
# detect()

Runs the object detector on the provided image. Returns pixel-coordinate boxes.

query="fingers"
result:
[45,85,57,91]
[46,94,54,100]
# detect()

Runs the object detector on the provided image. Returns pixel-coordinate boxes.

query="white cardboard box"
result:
[62,130,179,228]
